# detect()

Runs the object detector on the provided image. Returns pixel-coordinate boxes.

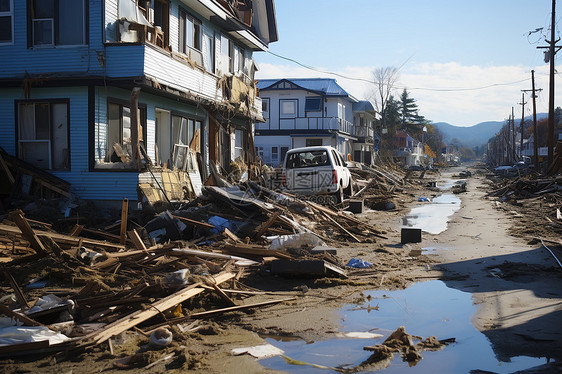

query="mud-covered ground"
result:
[2,165,562,373]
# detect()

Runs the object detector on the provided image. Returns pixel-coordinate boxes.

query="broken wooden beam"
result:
[76,271,235,347]
[120,198,128,245]
[8,210,48,255]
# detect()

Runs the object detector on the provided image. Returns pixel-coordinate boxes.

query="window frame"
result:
[280,99,297,119]
[27,0,88,48]
[0,0,14,45]
[304,96,322,112]
[15,99,71,171]
[93,98,147,170]
[178,7,201,54]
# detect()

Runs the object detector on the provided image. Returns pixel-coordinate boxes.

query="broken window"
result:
[0,0,13,44]
[168,114,202,169]
[152,0,168,46]
[29,0,86,47]
[95,101,146,169]
[17,101,69,170]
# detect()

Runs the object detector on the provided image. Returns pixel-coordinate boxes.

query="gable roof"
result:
[256,78,352,98]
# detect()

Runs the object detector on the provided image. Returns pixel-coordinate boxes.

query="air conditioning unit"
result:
[33,18,54,47]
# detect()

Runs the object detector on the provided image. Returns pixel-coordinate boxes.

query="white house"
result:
[254,78,361,167]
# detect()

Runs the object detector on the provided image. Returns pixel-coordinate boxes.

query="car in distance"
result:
[282,146,352,203]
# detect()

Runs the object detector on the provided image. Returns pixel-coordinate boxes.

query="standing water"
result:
[259,281,547,373]
[402,194,461,234]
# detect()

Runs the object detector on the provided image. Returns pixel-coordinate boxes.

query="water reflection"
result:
[402,194,461,234]
[260,281,547,373]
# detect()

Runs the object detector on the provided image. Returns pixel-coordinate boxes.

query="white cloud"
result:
[255,61,557,127]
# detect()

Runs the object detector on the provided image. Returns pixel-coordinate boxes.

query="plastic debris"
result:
[0,326,69,347]
[418,197,430,202]
[346,258,373,268]
[269,233,326,250]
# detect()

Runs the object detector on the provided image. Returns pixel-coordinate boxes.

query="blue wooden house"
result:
[0,0,277,202]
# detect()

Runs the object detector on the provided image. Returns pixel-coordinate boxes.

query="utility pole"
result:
[512,106,516,161]
[532,70,540,171]
[523,71,542,170]
[537,0,560,168]
[518,93,526,158]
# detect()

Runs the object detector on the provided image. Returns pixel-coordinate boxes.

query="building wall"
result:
[0,0,105,79]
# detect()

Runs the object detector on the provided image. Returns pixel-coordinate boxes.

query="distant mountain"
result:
[432,121,502,148]
[432,114,547,148]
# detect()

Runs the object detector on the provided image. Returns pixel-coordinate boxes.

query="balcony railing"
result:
[354,125,374,139]
[258,116,353,133]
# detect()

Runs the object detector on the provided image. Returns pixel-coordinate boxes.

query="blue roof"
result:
[352,100,375,112]
[256,78,351,97]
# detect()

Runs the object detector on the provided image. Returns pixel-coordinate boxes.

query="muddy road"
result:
[2,166,561,373]
[225,166,562,373]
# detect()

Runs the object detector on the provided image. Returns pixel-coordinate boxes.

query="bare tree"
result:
[370,67,400,131]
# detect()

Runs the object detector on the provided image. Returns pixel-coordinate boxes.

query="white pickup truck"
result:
[282,146,353,203]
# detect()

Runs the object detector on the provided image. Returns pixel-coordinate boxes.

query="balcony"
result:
[104,43,263,119]
[258,117,354,133]
[354,125,374,140]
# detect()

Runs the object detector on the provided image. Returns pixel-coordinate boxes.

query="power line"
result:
[265,50,531,92]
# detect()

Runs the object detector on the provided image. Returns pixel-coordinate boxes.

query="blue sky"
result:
[254,0,559,127]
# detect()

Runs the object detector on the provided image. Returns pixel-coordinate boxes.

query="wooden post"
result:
[119,198,128,245]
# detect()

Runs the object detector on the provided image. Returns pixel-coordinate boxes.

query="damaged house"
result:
[0,0,277,203]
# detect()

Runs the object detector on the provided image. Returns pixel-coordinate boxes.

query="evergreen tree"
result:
[398,89,419,128]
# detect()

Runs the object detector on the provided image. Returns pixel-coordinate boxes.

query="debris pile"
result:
[0,165,393,360]
[486,174,562,241]
[359,326,455,370]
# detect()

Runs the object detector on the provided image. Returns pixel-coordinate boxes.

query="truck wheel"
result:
[343,177,353,197]
[333,188,344,204]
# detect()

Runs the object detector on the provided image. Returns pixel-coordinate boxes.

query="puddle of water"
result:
[402,194,461,234]
[259,281,547,373]
[437,179,466,190]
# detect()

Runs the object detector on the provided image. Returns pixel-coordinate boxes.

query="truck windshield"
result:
[286,150,329,169]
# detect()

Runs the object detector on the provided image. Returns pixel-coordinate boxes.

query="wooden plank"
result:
[173,215,215,229]
[190,297,296,318]
[253,211,281,239]
[0,152,14,184]
[223,228,243,243]
[211,284,236,306]
[69,224,84,237]
[78,272,235,347]
[119,198,128,245]
[8,210,48,255]
[1,268,29,308]
[127,229,148,253]
[36,179,70,197]
[0,224,127,251]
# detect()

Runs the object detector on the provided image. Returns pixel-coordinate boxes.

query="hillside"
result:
[432,114,547,148]
[432,121,502,148]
